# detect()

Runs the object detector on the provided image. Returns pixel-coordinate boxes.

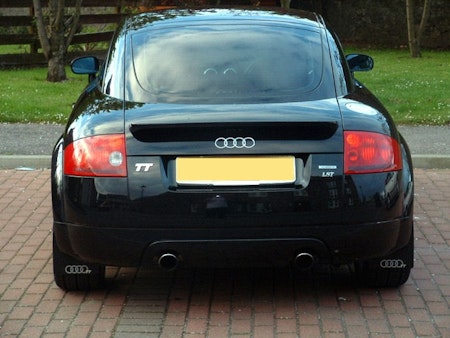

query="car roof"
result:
[123,8,324,32]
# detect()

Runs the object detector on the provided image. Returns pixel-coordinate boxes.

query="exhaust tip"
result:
[158,253,179,271]
[294,252,315,270]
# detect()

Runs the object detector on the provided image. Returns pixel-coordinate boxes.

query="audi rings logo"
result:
[379,259,407,269]
[64,265,92,274]
[214,137,256,149]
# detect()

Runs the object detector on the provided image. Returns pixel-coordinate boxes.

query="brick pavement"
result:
[0,168,449,337]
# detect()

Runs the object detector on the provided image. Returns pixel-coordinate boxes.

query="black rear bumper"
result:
[54,215,412,269]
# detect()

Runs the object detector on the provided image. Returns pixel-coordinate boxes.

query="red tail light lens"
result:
[64,134,127,177]
[344,131,402,174]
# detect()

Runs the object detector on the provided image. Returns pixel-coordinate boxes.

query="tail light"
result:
[64,134,127,177]
[344,131,402,174]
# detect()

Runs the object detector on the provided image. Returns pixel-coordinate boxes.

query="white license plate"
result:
[176,156,296,186]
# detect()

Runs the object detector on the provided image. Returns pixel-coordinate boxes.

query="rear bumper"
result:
[54,216,412,268]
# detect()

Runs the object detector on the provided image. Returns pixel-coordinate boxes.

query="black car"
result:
[52,8,414,291]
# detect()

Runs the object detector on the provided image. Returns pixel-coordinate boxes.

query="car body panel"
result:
[52,8,414,275]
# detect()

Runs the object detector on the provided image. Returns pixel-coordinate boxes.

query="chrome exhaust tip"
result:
[294,252,315,270]
[158,253,179,271]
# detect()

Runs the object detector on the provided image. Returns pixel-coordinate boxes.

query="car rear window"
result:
[128,24,330,104]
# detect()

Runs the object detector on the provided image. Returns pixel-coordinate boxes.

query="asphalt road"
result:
[1,123,449,156]
[0,123,63,156]
[0,123,449,169]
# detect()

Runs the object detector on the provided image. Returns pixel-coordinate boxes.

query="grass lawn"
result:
[347,48,450,125]
[0,67,86,124]
[0,48,449,125]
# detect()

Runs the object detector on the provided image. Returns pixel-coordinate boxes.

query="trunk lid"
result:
[125,99,343,156]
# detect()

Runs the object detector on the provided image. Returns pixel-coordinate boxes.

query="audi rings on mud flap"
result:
[64,265,92,274]
[379,259,407,269]
[214,137,256,149]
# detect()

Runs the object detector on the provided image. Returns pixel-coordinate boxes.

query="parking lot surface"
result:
[1,168,449,337]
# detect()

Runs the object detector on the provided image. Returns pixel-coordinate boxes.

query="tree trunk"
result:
[406,0,420,57]
[417,0,431,47]
[47,55,67,82]
[32,0,51,59]
[46,4,68,82]
[33,0,82,82]
[406,0,432,58]
[280,0,291,9]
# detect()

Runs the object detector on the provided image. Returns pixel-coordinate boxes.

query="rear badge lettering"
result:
[135,163,154,172]
[319,165,337,178]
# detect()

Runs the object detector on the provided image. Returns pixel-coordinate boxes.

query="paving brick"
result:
[187,304,210,319]
[0,319,26,336]
[387,313,411,327]
[160,325,185,337]
[27,312,52,327]
[209,311,230,326]
[365,318,391,334]
[1,168,450,337]
[384,300,407,315]
[254,312,274,326]
[92,318,119,333]
[98,305,125,319]
[433,314,450,330]
[275,318,297,333]
[185,317,208,334]
[345,325,369,337]
[254,325,276,338]
[7,306,34,320]
[299,325,321,336]
[66,325,92,338]
[230,318,251,334]
[341,311,365,326]
[206,325,229,337]
[20,326,46,337]
[392,327,416,337]
[413,320,440,337]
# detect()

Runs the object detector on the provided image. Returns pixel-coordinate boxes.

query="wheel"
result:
[53,235,106,291]
[356,228,414,287]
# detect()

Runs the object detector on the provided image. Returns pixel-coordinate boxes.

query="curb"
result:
[1,154,449,170]
[0,156,52,170]
[410,154,450,170]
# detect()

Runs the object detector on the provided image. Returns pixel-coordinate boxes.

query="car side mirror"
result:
[71,56,100,81]
[346,54,374,72]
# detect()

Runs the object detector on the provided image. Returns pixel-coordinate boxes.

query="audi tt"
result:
[51,7,414,290]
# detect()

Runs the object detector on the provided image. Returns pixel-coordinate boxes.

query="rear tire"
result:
[53,235,106,291]
[356,228,414,287]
